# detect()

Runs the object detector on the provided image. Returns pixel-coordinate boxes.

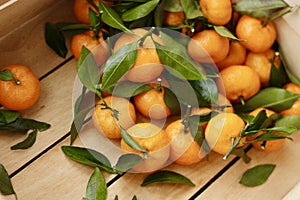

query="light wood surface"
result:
[1,0,300,199]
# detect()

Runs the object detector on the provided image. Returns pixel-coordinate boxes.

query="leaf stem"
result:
[262,6,295,26]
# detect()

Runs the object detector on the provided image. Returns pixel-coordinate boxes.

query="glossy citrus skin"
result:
[220,65,261,102]
[205,113,245,155]
[133,86,171,120]
[120,123,170,172]
[280,83,300,117]
[200,0,232,26]
[245,49,280,87]
[70,31,110,66]
[236,15,277,53]
[113,28,164,83]
[73,0,114,24]
[248,108,285,152]
[188,29,230,63]
[216,41,247,70]
[163,11,185,26]
[166,120,205,165]
[92,96,136,139]
[0,64,40,110]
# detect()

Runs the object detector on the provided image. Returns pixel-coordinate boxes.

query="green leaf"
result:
[239,164,276,187]
[85,167,107,200]
[0,110,20,125]
[275,115,300,130]
[190,78,218,105]
[121,128,148,153]
[0,69,14,81]
[155,42,206,80]
[234,0,288,19]
[141,170,195,186]
[265,126,297,135]
[44,22,67,58]
[122,0,159,22]
[164,87,181,115]
[70,104,94,145]
[279,48,300,85]
[0,118,50,132]
[101,42,138,91]
[268,54,288,87]
[163,0,183,12]
[132,195,137,200]
[110,81,152,97]
[236,87,300,112]
[89,8,100,30]
[77,46,101,94]
[114,154,143,174]
[10,130,38,150]
[55,22,90,35]
[61,146,115,174]
[213,26,241,41]
[0,163,16,196]
[163,71,200,107]
[154,0,165,27]
[99,2,132,33]
[246,110,268,132]
[180,0,203,19]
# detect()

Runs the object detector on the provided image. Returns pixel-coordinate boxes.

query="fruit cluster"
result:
[46,0,300,172]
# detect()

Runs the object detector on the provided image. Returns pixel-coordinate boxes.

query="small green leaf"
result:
[154,0,165,27]
[239,164,276,187]
[236,87,300,112]
[122,0,159,22]
[101,42,138,91]
[132,195,138,200]
[163,87,181,115]
[121,128,148,153]
[99,2,132,33]
[279,48,300,85]
[85,167,107,200]
[55,22,90,35]
[214,26,241,41]
[141,170,195,186]
[44,22,67,58]
[114,154,143,174]
[10,130,38,150]
[111,81,152,98]
[155,42,206,80]
[0,110,20,125]
[88,8,100,30]
[0,163,16,196]
[180,0,203,19]
[275,115,300,130]
[61,146,115,174]
[77,46,101,94]
[0,69,14,81]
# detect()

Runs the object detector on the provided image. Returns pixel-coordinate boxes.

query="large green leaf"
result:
[275,115,300,130]
[234,0,288,19]
[236,87,300,112]
[61,146,115,174]
[189,78,218,105]
[101,42,138,91]
[84,167,107,200]
[114,154,143,174]
[155,42,206,81]
[239,164,276,187]
[111,81,152,97]
[121,0,159,22]
[99,2,131,33]
[0,110,20,125]
[0,118,50,133]
[44,22,67,58]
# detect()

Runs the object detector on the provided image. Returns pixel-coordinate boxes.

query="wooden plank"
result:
[0,0,76,77]
[197,132,300,200]
[7,138,117,200]
[107,152,235,200]
[0,60,77,174]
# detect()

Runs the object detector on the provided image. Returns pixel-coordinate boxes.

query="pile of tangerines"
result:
[72,0,300,172]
